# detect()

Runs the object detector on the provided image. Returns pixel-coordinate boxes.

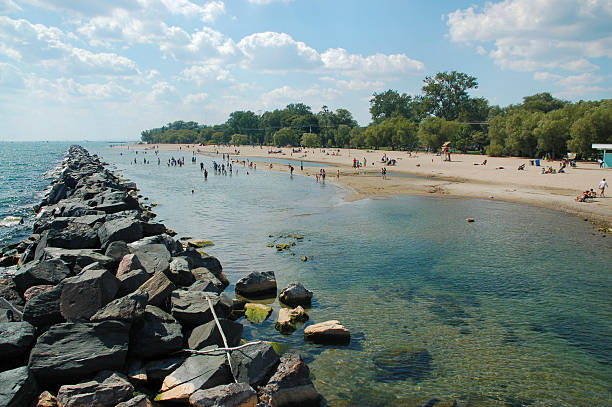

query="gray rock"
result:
[144,355,187,383]
[23,284,54,302]
[156,348,232,403]
[170,291,232,327]
[104,240,130,265]
[259,353,321,407]
[235,271,277,299]
[41,247,113,273]
[128,243,170,275]
[90,292,148,323]
[142,222,167,237]
[0,321,36,360]
[189,382,257,407]
[0,275,24,307]
[44,222,100,249]
[191,267,226,293]
[56,371,134,407]
[115,395,152,407]
[130,306,183,359]
[126,359,147,383]
[0,366,39,407]
[168,257,195,287]
[12,259,72,293]
[136,271,176,307]
[278,282,313,307]
[22,283,65,327]
[47,182,67,205]
[28,321,130,385]
[98,217,143,249]
[60,266,119,321]
[94,191,140,214]
[187,318,243,350]
[117,269,150,297]
[188,278,224,294]
[231,341,279,386]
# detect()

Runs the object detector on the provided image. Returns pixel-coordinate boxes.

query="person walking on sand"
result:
[599,178,608,197]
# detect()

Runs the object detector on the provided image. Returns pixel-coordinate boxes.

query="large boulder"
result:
[0,321,36,361]
[12,259,72,293]
[23,284,54,302]
[90,292,148,323]
[98,217,143,249]
[235,271,276,299]
[116,254,143,278]
[189,383,257,407]
[0,366,39,407]
[117,269,150,297]
[278,282,313,307]
[156,348,232,403]
[168,257,195,287]
[28,321,130,385]
[304,320,350,345]
[144,355,187,383]
[190,267,225,293]
[136,271,176,307]
[130,306,183,360]
[128,243,171,275]
[93,190,139,214]
[187,318,243,350]
[22,283,65,327]
[258,353,321,407]
[47,182,67,205]
[56,371,134,407]
[104,240,130,266]
[41,248,113,273]
[43,222,100,250]
[231,342,280,387]
[60,265,119,321]
[116,395,152,407]
[170,291,232,328]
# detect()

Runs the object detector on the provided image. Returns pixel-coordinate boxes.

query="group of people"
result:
[576,178,607,202]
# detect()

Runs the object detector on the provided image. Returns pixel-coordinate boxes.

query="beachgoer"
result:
[599,178,608,197]
[300,161,303,171]
[337,169,340,178]
[598,158,604,168]
[204,169,208,179]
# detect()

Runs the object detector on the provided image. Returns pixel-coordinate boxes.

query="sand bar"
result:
[127,143,612,227]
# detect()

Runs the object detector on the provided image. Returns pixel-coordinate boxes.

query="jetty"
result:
[0,145,328,406]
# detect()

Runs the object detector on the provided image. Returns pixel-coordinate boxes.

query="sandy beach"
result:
[131,143,612,227]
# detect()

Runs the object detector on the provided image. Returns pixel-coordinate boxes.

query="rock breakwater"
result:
[0,145,323,407]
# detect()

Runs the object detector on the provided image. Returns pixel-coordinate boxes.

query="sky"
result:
[0,0,611,141]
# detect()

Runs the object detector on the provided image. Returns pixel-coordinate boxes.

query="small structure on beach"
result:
[592,144,612,168]
[442,141,451,161]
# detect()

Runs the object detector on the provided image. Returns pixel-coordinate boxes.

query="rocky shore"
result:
[0,145,350,407]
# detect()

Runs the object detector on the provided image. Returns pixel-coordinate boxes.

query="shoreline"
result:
[124,143,612,228]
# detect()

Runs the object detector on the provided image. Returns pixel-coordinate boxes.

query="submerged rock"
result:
[372,347,432,382]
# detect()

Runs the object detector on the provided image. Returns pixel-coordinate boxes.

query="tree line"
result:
[140,71,612,159]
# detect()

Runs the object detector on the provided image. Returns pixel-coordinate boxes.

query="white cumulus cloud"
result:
[321,48,424,76]
[446,0,612,72]
[238,32,321,72]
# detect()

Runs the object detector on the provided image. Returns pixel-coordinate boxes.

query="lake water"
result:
[2,142,611,406]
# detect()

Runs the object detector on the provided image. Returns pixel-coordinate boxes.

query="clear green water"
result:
[3,143,611,406]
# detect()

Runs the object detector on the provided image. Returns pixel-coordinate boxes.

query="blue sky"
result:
[1,0,610,141]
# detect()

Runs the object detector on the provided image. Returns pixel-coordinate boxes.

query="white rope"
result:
[182,341,262,355]
[0,297,23,319]
[205,294,237,383]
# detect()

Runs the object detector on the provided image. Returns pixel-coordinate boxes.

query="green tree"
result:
[301,133,320,147]
[422,71,478,120]
[522,92,567,113]
[230,134,249,145]
[568,100,612,157]
[273,127,300,146]
[534,110,570,158]
[350,127,366,148]
[226,111,261,144]
[417,117,461,151]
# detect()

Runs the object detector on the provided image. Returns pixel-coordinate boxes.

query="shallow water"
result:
[93,146,612,406]
[3,143,611,406]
